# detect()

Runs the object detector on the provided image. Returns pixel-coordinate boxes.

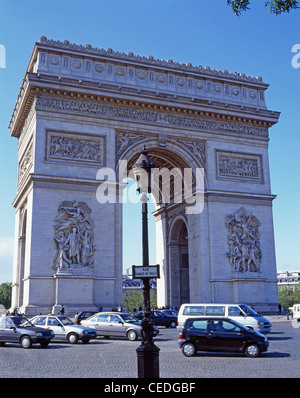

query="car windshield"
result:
[119,314,140,323]
[12,316,34,327]
[240,305,259,317]
[56,316,74,325]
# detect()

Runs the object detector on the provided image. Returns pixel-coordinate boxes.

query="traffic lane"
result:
[0,322,298,378]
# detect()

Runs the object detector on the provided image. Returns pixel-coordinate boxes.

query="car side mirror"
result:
[10,326,16,331]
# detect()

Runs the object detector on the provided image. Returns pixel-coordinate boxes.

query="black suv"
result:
[178,317,269,358]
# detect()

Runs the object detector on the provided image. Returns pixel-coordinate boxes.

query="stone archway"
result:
[119,140,200,309]
[9,38,280,314]
[168,217,189,307]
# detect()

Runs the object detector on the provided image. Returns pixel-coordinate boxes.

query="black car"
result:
[135,310,177,328]
[74,311,98,325]
[178,317,269,358]
[0,315,54,348]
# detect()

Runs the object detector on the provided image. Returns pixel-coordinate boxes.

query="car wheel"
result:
[67,332,79,344]
[20,335,32,349]
[182,342,196,357]
[82,339,90,344]
[40,342,49,348]
[169,321,176,328]
[127,330,138,341]
[245,343,260,358]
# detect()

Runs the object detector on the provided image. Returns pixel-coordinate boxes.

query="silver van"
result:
[177,303,271,334]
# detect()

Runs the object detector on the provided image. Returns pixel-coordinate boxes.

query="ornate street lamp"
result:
[132,146,160,379]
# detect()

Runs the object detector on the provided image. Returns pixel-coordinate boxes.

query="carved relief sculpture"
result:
[225,207,262,272]
[18,142,33,184]
[49,133,104,164]
[216,151,262,182]
[53,200,95,272]
[219,156,258,178]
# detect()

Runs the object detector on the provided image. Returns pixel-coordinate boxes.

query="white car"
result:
[29,315,96,344]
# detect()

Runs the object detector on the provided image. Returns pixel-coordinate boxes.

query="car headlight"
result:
[35,332,43,337]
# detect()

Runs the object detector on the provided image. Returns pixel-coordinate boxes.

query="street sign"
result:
[132,264,160,279]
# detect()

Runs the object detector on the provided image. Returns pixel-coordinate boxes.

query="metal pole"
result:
[136,193,160,378]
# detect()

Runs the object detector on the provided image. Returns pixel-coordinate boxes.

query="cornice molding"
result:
[36,36,267,86]
[34,94,269,140]
[8,38,280,139]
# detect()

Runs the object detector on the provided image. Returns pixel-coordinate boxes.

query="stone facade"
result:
[9,37,280,314]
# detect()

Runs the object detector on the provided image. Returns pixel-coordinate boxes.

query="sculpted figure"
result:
[53,200,95,271]
[225,208,261,273]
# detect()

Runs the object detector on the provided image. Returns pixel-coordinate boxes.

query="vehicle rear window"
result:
[206,306,225,316]
[182,306,205,316]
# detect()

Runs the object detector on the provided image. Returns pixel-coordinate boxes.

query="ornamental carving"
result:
[217,151,262,182]
[177,139,206,168]
[225,207,262,273]
[36,95,268,139]
[18,142,33,184]
[219,156,258,178]
[48,132,104,164]
[53,200,95,272]
[116,132,145,158]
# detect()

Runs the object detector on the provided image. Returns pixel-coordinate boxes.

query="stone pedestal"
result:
[51,270,97,315]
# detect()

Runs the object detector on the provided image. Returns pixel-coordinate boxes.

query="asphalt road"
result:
[0,317,299,379]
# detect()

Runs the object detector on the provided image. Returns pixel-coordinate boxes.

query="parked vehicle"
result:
[0,315,54,348]
[177,303,271,334]
[160,309,178,317]
[178,317,269,358]
[29,314,96,344]
[135,310,177,328]
[75,311,98,325]
[81,312,159,341]
[292,304,300,320]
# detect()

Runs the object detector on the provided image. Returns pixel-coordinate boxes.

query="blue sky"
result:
[0,0,299,283]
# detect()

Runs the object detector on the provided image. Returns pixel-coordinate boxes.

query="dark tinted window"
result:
[183,306,205,316]
[187,320,207,332]
[206,306,225,316]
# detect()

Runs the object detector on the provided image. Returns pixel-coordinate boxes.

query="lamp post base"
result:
[136,343,160,378]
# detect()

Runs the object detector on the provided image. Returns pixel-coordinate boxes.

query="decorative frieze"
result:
[46,130,105,165]
[37,36,265,85]
[216,151,262,182]
[36,95,268,139]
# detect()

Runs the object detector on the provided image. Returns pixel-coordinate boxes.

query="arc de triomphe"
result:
[9,37,280,315]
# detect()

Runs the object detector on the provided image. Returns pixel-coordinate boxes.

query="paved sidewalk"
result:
[265,314,291,322]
